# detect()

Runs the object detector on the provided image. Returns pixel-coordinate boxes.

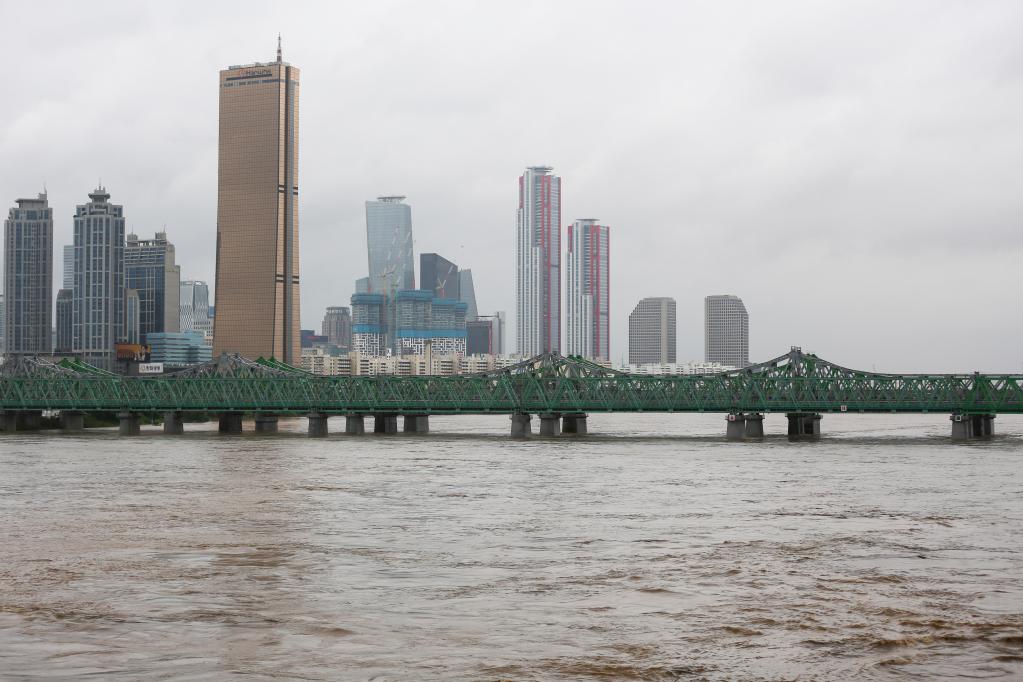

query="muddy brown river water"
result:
[1,413,1022,680]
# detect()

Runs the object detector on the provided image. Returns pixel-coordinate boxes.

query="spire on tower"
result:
[277,34,282,62]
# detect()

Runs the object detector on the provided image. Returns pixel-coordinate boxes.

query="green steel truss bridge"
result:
[0,348,1020,439]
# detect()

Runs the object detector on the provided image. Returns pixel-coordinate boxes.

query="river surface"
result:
[1,413,1022,680]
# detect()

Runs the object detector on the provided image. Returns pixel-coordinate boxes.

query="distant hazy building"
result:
[366,196,414,295]
[125,289,140,345]
[459,269,478,321]
[428,297,468,356]
[516,166,561,355]
[705,294,749,368]
[148,331,212,368]
[565,219,610,361]
[214,43,301,364]
[4,192,53,355]
[0,293,4,355]
[466,312,507,356]
[125,231,180,343]
[628,297,676,365]
[393,290,467,356]
[180,280,212,344]
[420,253,460,300]
[72,187,126,371]
[492,311,505,355]
[321,306,352,350]
[351,293,386,356]
[55,289,73,353]
[618,361,735,375]
[63,244,75,290]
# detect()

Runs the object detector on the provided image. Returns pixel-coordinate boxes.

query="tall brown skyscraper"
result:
[213,39,300,363]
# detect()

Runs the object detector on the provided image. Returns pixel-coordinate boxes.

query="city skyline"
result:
[2,3,1022,372]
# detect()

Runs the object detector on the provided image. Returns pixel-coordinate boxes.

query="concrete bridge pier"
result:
[951,414,995,440]
[163,411,184,434]
[308,412,328,437]
[346,415,365,435]
[254,414,279,433]
[511,413,532,438]
[0,410,18,432]
[118,411,140,436]
[744,413,765,439]
[219,413,243,434]
[16,411,43,431]
[539,413,562,437]
[403,415,429,433]
[59,410,85,432]
[726,413,746,441]
[787,413,822,440]
[374,414,398,434]
[562,413,588,435]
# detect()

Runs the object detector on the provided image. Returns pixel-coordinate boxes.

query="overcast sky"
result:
[2,0,1021,372]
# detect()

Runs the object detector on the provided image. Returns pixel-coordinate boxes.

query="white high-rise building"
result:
[629,297,676,365]
[565,219,610,360]
[72,187,125,371]
[516,166,561,356]
[180,280,213,345]
[705,294,750,368]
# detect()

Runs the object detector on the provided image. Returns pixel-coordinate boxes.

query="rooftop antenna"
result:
[277,34,282,63]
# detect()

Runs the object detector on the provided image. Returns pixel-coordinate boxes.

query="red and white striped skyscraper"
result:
[565,219,610,361]
[516,166,561,356]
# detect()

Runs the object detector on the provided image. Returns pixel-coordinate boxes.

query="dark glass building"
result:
[420,253,460,300]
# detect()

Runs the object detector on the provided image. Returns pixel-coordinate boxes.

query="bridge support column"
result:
[787,413,821,440]
[218,413,243,434]
[726,413,746,441]
[308,412,328,437]
[562,413,588,435]
[403,415,429,433]
[374,414,398,434]
[744,413,765,439]
[118,411,140,436]
[254,414,278,433]
[163,411,184,435]
[59,410,85,432]
[0,410,18,433]
[511,413,532,438]
[950,414,994,440]
[345,415,365,435]
[17,411,43,431]
[539,413,562,437]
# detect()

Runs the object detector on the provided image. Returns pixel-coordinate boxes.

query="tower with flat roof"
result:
[516,166,561,356]
[705,294,749,368]
[213,39,301,363]
[4,192,53,355]
[628,297,676,365]
[565,219,610,361]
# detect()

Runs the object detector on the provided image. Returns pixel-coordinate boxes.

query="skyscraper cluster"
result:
[515,167,611,361]
[1,41,750,375]
[2,185,206,372]
[344,196,503,359]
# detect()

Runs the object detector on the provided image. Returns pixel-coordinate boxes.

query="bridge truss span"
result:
[0,348,1020,417]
